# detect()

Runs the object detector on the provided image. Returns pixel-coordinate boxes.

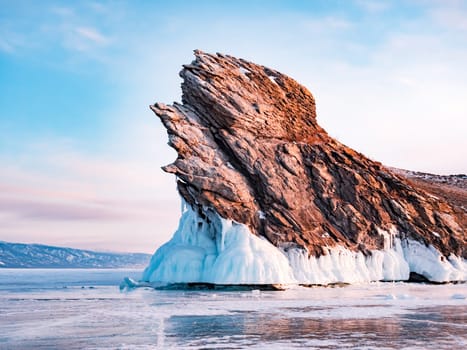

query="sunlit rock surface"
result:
[144,50,466,285]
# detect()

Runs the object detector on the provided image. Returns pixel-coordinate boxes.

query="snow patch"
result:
[268,75,278,84]
[239,67,250,76]
[143,205,466,285]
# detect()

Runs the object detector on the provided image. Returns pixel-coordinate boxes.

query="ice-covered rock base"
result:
[142,206,466,286]
[143,205,295,285]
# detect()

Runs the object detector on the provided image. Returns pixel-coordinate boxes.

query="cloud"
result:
[61,26,112,54]
[0,2,114,62]
[431,7,467,31]
[0,196,125,221]
[0,136,180,252]
[0,187,180,223]
[75,27,110,45]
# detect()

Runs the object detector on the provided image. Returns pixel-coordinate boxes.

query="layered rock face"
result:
[147,50,466,284]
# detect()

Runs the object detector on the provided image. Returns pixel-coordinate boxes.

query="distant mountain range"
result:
[0,241,151,268]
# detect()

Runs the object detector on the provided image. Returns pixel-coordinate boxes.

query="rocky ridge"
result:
[151,50,466,263]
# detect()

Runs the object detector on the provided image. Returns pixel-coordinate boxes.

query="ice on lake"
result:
[0,269,465,349]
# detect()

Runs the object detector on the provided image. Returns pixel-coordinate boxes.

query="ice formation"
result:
[143,204,296,284]
[142,205,466,286]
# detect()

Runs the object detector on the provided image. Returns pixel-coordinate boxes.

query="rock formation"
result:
[145,50,466,285]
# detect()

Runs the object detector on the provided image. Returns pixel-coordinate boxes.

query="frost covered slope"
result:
[144,50,466,285]
[0,241,150,268]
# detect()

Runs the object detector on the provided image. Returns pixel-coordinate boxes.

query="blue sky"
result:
[1,0,466,252]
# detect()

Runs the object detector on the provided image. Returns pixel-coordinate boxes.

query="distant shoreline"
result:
[0,241,150,269]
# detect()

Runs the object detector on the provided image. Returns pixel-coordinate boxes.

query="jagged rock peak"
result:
[178,49,325,142]
[151,50,465,261]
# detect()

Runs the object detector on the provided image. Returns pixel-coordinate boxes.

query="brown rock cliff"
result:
[151,50,466,259]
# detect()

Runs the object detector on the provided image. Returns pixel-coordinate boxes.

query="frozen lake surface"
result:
[0,269,465,349]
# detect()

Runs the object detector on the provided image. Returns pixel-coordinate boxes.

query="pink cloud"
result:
[0,196,125,221]
[0,183,176,222]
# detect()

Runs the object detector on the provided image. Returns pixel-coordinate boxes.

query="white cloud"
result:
[1,3,114,60]
[430,3,467,31]
[75,26,110,45]
[60,26,112,54]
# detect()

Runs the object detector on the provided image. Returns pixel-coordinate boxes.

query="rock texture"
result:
[151,50,466,260]
[393,169,467,238]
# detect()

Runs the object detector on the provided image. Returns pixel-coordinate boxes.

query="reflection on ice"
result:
[168,305,465,349]
[0,269,466,349]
